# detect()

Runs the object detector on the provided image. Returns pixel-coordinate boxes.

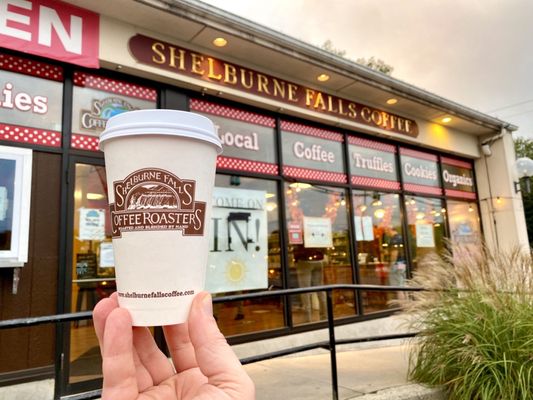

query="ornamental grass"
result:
[397,246,533,400]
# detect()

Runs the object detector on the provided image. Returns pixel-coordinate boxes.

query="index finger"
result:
[93,292,119,355]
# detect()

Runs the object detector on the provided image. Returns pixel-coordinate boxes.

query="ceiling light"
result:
[317,73,330,82]
[386,98,398,105]
[441,116,452,123]
[212,37,228,47]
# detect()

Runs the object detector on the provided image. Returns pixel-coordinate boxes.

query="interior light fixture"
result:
[468,204,474,212]
[496,197,502,204]
[374,209,385,219]
[371,193,382,207]
[441,116,452,123]
[212,37,228,47]
[386,98,398,105]
[266,202,277,212]
[86,193,105,200]
[289,182,312,190]
[317,73,330,82]
[265,193,276,199]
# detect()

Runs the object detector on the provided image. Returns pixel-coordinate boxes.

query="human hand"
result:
[93,291,255,400]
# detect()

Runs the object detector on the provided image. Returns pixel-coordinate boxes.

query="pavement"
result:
[0,341,446,400]
[244,341,446,400]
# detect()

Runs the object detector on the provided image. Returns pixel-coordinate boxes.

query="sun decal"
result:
[225,260,247,283]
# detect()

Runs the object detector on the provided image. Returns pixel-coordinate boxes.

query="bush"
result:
[399,247,533,400]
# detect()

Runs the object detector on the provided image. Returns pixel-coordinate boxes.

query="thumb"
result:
[187,292,254,397]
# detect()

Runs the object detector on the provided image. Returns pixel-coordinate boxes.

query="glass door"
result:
[69,161,114,384]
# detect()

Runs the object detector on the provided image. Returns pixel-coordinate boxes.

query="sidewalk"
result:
[0,342,445,400]
[244,342,445,400]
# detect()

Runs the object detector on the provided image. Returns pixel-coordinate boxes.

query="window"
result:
[447,200,481,258]
[405,196,447,270]
[209,174,284,336]
[285,182,354,324]
[352,190,405,313]
[0,145,32,267]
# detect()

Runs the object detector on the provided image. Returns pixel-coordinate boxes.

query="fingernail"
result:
[202,293,213,316]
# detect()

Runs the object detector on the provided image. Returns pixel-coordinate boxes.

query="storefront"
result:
[0,0,527,397]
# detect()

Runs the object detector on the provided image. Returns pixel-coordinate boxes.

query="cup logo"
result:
[110,168,205,238]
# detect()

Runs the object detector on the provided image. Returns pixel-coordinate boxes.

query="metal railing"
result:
[0,284,422,400]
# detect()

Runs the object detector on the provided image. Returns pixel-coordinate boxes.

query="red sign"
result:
[288,222,303,245]
[0,0,99,68]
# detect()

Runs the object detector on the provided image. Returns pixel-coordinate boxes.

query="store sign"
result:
[442,165,474,191]
[79,208,105,241]
[349,141,399,189]
[0,0,99,68]
[72,87,156,138]
[400,149,441,194]
[0,68,63,132]
[416,222,435,248]
[196,112,276,164]
[303,216,333,248]
[288,221,303,244]
[206,187,268,293]
[129,34,419,137]
[282,131,344,173]
[99,242,114,268]
[402,157,438,183]
[79,97,140,133]
[354,216,374,241]
[441,158,475,195]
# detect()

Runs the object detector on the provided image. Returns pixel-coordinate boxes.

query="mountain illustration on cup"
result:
[127,184,178,210]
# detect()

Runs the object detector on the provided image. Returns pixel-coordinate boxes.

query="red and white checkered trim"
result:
[400,147,438,162]
[441,156,472,169]
[348,136,396,153]
[216,156,278,175]
[0,53,63,81]
[71,133,100,152]
[73,72,157,101]
[280,120,343,142]
[351,176,400,190]
[403,183,442,195]
[283,165,347,183]
[190,99,275,127]
[445,189,477,200]
[0,123,61,147]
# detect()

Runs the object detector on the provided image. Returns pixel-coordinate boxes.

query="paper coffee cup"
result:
[99,109,222,326]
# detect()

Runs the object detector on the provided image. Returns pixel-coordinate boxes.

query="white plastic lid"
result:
[99,109,222,153]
